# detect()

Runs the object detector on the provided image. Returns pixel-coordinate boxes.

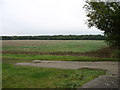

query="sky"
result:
[0,0,104,36]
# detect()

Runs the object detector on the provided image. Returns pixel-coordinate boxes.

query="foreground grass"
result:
[2,54,119,62]
[2,63,106,88]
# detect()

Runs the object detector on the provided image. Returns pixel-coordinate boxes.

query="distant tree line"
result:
[1,35,105,40]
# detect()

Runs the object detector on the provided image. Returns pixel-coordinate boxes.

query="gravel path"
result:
[16,60,119,88]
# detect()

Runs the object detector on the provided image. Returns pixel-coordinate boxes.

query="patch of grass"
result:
[2,54,119,62]
[2,63,106,88]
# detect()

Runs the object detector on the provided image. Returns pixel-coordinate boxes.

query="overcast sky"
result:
[0,0,103,36]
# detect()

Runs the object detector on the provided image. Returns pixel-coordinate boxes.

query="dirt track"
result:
[16,60,119,88]
[16,60,118,75]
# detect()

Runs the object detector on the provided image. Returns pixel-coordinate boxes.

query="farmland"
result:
[2,40,119,61]
[2,40,107,53]
[2,40,119,88]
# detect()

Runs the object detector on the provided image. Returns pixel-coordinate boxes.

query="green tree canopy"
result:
[84,1,120,48]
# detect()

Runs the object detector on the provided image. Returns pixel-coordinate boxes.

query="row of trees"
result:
[2,35,105,40]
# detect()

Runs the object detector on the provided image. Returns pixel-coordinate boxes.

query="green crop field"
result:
[2,40,107,52]
[1,40,119,88]
[2,40,119,61]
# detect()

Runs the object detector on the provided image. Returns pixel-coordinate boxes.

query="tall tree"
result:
[84,1,120,48]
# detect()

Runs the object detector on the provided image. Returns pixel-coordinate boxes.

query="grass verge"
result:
[2,63,106,88]
[2,54,119,62]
